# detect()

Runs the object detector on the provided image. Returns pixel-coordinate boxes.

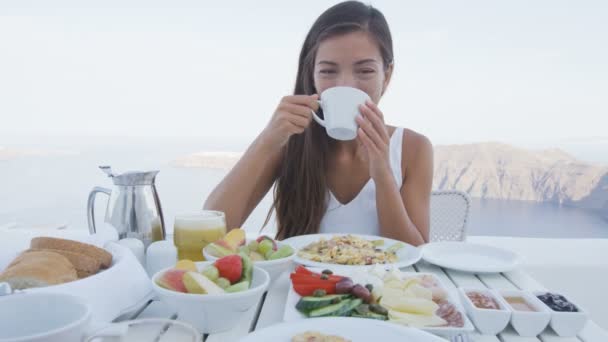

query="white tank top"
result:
[319,127,405,235]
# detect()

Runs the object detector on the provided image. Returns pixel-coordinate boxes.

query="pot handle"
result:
[87,187,111,234]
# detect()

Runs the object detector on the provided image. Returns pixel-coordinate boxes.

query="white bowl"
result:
[533,291,588,337]
[0,292,91,342]
[151,262,270,334]
[203,239,294,281]
[458,287,511,334]
[497,290,551,337]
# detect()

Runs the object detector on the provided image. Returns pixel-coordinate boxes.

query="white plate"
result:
[422,242,520,273]
[283,268,475,337]
[240,317,445,342]
[283,233,422,270]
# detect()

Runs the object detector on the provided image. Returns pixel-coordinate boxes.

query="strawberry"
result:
[214,255,243,284]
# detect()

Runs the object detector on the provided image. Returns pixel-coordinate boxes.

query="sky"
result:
[1,0,607,146]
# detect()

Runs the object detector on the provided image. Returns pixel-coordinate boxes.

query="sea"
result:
[1,136,606,238]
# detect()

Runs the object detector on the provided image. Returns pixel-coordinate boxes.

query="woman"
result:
[204,1,433,246]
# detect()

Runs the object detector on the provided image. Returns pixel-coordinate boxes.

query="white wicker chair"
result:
[429,190,471,242]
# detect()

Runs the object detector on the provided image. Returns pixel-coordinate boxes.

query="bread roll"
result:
[31,237,112,268]
[0,250,77,289]
[29,248,102,276]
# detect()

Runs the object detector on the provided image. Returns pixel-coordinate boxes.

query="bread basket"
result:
[3,241,153,323]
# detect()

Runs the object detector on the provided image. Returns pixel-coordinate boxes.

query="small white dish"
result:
[534,291,588,337]
[283,233,422,270]
[497,290,551,337]
[422,242,520,273]
[203,239,294,282]
[458,287,511,334]
[151,261,270,334]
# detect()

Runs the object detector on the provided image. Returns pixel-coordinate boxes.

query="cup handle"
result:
[311,100,325,127]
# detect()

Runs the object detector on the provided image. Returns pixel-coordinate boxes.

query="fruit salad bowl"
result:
[151,261,270,334]
[203,230,295,282]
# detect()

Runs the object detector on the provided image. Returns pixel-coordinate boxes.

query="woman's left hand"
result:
[355,100,393,182]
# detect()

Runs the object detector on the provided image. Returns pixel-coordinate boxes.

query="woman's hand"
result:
[260,94,319,150]
[355,100,393,182]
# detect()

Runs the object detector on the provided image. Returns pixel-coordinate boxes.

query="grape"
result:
[264,249,274,260]
[238,245,250,255]
[201,265,219,281]
[258,239,273,255]
[277,244,294,256]
[269,245,294,260]
[247,240,259,252]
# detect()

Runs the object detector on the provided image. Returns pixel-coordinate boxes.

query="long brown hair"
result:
[270,1,394,240]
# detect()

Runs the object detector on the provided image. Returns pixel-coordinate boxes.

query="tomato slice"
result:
[294,266,314,275]
[293,283,336,297]
[290,274,341,284]
[290,273,343,283]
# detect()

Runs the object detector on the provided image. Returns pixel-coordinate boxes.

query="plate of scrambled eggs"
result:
[285,234,422,269]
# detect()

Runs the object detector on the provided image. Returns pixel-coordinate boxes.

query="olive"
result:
[369,304,388,316]
[355,304,370,315]
[313,289,327,297]
[351,284,372,303]
[335,277,354,294]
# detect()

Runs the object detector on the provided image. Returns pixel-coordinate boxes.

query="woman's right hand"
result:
[259,94,319,149]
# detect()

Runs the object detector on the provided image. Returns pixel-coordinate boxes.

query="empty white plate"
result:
[422,241,520,273]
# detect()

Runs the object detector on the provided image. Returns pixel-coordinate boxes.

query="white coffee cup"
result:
[0,292,200,342]
[0,292,91,342]
[312,86,371,141]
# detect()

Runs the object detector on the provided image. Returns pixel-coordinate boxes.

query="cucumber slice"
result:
[295,294,351,312]
[337,298,362,316]
[307,299,352,318]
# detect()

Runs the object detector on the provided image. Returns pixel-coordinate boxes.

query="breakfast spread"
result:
[156,254,253,294]
[536,292,579,312]
[2,224,588,339]
[0,237,113,289]
[297,235,403,265]
[292,331,350,342]
[207,229,294,261]
[466,291,501,310]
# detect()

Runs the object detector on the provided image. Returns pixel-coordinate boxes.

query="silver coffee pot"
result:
[87,166,166,247]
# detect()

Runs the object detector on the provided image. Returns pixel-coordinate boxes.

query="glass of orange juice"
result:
[173,210,226,261]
